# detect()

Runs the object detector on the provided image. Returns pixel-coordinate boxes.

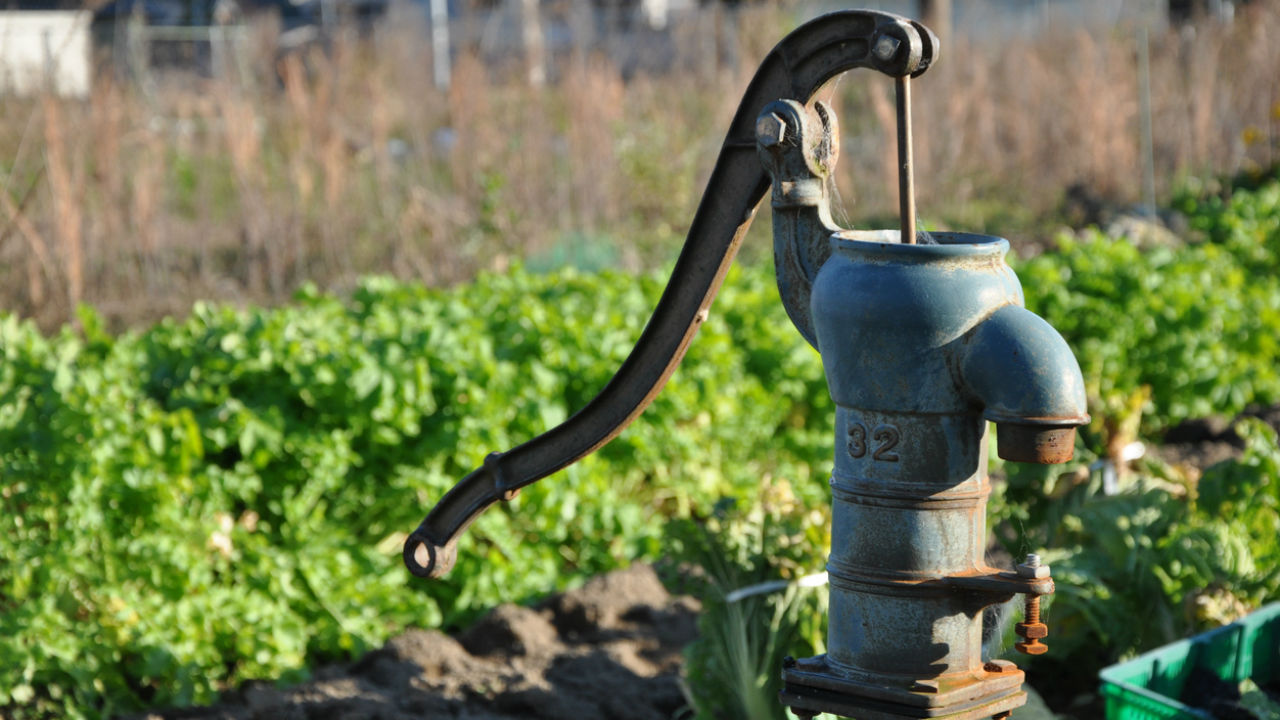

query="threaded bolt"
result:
[1016,553,1049,655]
[1025,594,1041,624]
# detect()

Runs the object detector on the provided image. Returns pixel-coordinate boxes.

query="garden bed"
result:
[124,565,699,720]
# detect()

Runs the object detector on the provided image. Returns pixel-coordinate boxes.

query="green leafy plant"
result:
[0,264,835,719]
[1005,420,1280,690]
[670,478,830,720]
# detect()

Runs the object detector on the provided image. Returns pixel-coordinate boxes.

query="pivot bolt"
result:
[756,113,788,147]
[872,33,902,61]
[1015,553,1050,656]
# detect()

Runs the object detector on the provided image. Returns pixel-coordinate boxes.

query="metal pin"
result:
[895,75,916,245]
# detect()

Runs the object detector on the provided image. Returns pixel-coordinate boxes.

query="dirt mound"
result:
[1157,403,1280,471]
[125,564,700,720]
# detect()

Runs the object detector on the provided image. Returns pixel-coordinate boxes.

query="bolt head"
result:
[1016,640,1049,656]
[1016,562,1051,579]
[756,113,788,147]
[872,34,901,62]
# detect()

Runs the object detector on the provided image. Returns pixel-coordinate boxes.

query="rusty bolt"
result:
[872,34,901,62]
[1015,553,1050,656]
[756,113,788,148]
[1015,637,1049,655]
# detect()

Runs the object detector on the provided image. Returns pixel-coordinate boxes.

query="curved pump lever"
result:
[404,10,940,578]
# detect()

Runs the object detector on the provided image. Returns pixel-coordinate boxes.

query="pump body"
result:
[761,101,1087,719]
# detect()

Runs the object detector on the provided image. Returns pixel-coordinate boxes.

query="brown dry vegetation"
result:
[1,2,1278,330]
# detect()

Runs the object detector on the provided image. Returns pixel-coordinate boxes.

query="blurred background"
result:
[1,0,1276,330]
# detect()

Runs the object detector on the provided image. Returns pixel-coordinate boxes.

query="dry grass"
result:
[1,2,1278,330]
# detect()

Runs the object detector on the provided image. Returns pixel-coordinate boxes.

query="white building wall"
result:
[0,11,92,97]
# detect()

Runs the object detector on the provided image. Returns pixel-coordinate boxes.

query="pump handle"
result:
[405,10,940,578]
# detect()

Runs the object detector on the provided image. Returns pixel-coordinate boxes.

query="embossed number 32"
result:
[847,423,900,462]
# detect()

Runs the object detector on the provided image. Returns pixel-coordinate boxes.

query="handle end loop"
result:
[404,531,457,579]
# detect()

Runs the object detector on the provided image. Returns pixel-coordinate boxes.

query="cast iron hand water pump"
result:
[403,10,1089,719]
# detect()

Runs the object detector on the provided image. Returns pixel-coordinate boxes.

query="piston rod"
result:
[895,76,916,245]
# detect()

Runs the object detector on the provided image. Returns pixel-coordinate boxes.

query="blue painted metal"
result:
[765,80,1088,720]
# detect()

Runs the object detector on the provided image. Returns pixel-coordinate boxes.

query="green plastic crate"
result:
[1100,602,1280,720]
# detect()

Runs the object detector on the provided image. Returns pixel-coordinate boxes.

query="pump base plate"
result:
[780,654,1027,719]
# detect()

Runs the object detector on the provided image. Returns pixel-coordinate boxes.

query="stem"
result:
[895,76,916,244]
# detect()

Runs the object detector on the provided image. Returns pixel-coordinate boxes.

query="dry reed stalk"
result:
[565,55,624,232]
[448,53,495,204]
[132,133,166,288]
[89,77,127,267]
[41,95,85,316]
[3,3,1280,330]
[0,179,52,307]
[281,54,317,208]
[214,83,270,294]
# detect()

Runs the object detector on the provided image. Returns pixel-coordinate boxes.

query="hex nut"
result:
[1015,641,1049,656]
[872,34,901,61]
[756,113,788,147]
[1016,562,1052,579]
[1015,622,1049,639]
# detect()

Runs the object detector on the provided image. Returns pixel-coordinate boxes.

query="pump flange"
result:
[781,653,1026,719]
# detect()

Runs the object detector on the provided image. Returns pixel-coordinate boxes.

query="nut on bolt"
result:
[756,113,788,147]
[872,33,902,61]
[1016,553,1051,580]
[1015,553,1051,656]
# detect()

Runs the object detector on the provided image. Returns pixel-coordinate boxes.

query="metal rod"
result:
[895,75,916,244]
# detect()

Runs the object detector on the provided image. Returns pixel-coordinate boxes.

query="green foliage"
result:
[0,265,833,719]
[669,480,829,720]
[1018,226,1280,438]
[1012,420,1280,673]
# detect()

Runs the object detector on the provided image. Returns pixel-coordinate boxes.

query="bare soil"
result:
[126,565,700,720]
[1155,403,1280,471]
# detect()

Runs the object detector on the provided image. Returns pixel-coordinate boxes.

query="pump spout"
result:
[960,304,1090,463]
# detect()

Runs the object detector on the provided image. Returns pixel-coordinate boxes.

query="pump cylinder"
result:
[825,409,990,680]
